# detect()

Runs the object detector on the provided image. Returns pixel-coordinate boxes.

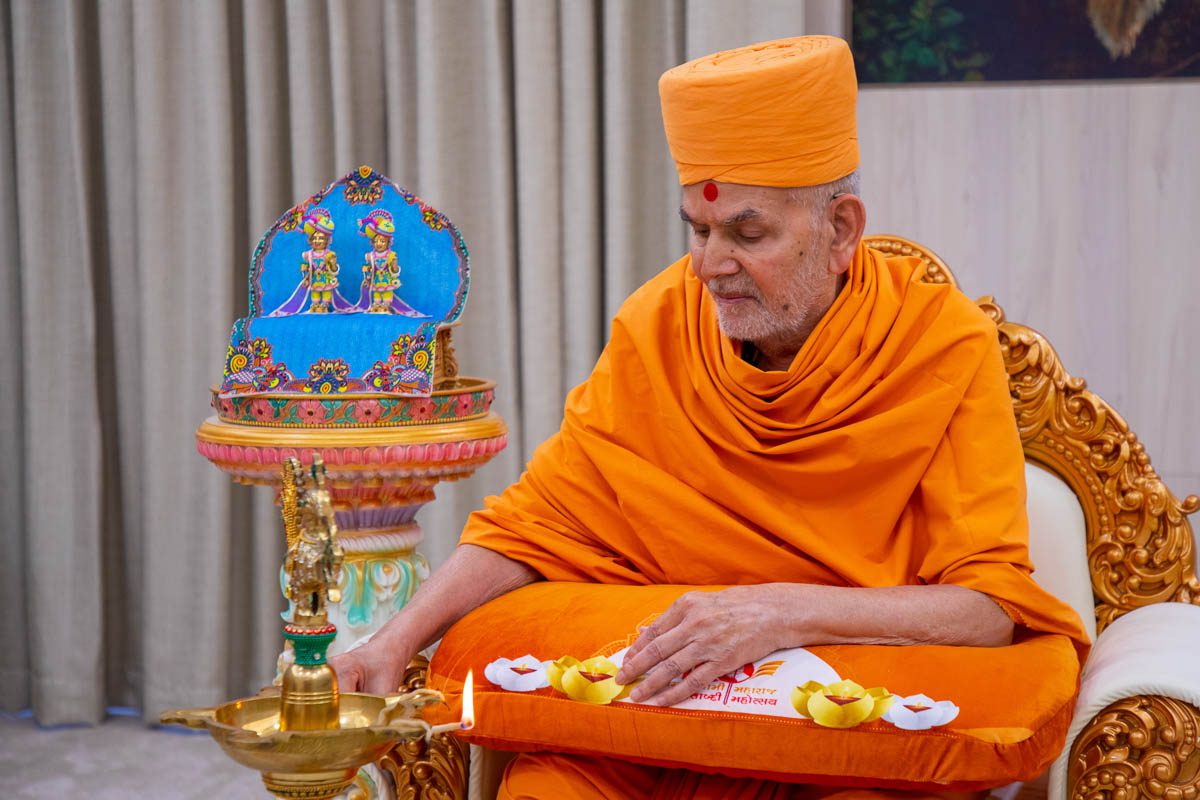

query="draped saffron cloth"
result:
[461,242,1088,652]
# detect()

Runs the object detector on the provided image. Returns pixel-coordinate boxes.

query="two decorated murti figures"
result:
[298,208,401,314]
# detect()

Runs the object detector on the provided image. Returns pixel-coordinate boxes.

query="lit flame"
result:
[461,670,475,729]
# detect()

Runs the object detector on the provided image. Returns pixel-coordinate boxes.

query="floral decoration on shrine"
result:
[343,165,386,205]
[220,326,444,399]
[222,335,296,394]
[363,332,436,395]
[211,385,494,428]
[305,358,357,394]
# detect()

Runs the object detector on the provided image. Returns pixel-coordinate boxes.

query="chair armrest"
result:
[1048,602,1200,800]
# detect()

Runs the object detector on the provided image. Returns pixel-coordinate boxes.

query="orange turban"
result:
[659,36,859,188]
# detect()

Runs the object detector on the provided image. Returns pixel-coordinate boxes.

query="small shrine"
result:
[187,167,501,797]
[220,165,470,399]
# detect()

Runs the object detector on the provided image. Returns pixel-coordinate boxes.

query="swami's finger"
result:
[621,597,694,663]
[629,643,706,703]
[644,659,722,707]
[616,622,694,684]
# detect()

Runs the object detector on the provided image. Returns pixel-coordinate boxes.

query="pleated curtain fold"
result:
[0,0,838,725]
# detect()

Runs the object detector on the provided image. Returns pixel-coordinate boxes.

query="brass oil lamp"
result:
[161,456,446,799]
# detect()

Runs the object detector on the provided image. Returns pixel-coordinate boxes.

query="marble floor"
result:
[0,709,267,799]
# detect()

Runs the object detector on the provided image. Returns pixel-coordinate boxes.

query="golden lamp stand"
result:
[161,456,460,800]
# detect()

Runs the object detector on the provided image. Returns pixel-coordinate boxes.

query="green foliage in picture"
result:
[853,0,990,82]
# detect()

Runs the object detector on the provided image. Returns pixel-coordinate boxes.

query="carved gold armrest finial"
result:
[1068,694,1200,799]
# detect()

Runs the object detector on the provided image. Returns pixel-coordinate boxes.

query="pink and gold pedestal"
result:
[196,370,506,658]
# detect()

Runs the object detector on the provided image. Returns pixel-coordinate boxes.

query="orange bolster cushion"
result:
[427,583,1080,791]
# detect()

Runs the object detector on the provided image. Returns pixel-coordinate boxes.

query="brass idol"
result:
[161,455,443,800]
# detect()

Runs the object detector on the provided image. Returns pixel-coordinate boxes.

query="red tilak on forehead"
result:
[703,182,719,202]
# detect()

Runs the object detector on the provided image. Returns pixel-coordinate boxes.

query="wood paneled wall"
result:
[857,81,1200,552]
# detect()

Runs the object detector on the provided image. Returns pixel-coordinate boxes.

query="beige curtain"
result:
[0,0,842,725]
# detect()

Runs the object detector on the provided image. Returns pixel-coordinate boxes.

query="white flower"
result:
[484,655,552,692]
[882,693,959,730]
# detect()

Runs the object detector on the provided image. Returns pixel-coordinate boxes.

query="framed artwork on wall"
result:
[852,0,1200,83]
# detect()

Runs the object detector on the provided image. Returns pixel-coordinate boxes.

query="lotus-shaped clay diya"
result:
[881,693,959,730]
[547,656,634,705]
[791,679,894,729]
[485,655,552,692]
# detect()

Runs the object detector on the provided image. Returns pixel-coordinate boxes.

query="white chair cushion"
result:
[1048,602,1200,799]
[1024,462,1097,642]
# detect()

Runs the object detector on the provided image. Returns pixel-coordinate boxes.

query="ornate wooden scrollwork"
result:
[866,234,1200,635]
[378,655,469,800]
[1068,695,1200,799]
[980,298,1200,633]
[863,235,957,287]
[434,327,460,390]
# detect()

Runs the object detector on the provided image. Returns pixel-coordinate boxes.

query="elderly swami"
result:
[331,36,1087,799]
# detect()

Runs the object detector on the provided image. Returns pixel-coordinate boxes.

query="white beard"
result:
[707,249,830,347]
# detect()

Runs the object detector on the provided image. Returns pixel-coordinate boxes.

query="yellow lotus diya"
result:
[547,656,636,705]
[791,679,894,729]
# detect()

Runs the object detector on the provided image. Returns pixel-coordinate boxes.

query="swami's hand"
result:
[328,638,415,695]
[613,585,784,707]
[328,545,542,696]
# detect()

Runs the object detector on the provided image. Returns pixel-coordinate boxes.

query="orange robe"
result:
[462,243,1089,798]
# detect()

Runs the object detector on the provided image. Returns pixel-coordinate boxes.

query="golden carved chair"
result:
[387,235,1200,800]
[868,235,1200,800]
